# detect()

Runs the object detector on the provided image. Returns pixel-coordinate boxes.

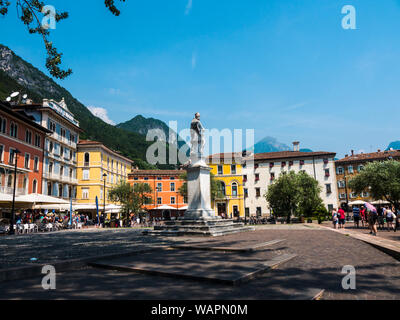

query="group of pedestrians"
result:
[332,205,400,236]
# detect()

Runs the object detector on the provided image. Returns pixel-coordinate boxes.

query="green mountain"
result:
[0,44,176,169]
[117,115,189,151]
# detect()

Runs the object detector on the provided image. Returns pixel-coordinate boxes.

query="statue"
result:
[190,112,205,164]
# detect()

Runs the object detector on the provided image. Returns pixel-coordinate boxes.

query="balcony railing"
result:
[0,186,27,195]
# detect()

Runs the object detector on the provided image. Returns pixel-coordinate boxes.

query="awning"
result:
[34,204,71,211]
[16,194,69,204]
[178,205,188,210]
[0,193,13,202]
[153,205,176,210]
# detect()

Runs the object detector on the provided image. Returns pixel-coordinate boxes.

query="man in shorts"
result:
[352,206,360,228]
[368,209,378,236]
[338,207,346,229]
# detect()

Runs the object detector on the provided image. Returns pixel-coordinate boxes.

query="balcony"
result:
[43,172,78,184]
[0,186,27,195]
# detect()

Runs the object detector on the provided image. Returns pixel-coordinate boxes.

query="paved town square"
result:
[1,225,399,300]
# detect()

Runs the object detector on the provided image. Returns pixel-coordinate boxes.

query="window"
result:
[231,165,236,174]
[84,152,90,166]
[47,182,52,196]
[289,161,294,167]
[32,179,37,193]
[243,175,247,182]
[255,173,260,181]
[0,117,6,133]
[170,197,176,204]
[350,192,357,199]
[256,207,262,217]
[339,193,347,199]
[338,180,346,188]
[82,188,89,200]
[326,184,332,194]
[358,165,364,172]
[281,161,286,167]
[170,177,175,180]
[255,188,261,197]
[269,162,274,168]
[325,169,330,177]
[134,177,139,181]
[9,148,16,165]
[25,130,32,144]
[157,177,162,180]
[221,182,226,196]
[254,163,259,169]
[7,174,13,188]
[60,128,66,138]
[218,165,223,175]
[337,167,344,175]
[24,153,30,169]
[60,166,64,177]
[48,120,56,132]
[157,197,162,205]
[49,162,53,173]
[34,134,41,148]
[245,208,250,217]
[323,158,329,164]
[10,122,18,138]
[48,141,53,153]
[157,183,162,192]
[348,165,354,174]
[270,173,275,181]
[300,160,305,166]
[244,188,248,198]
[144,177,149,181]
[0,145,3,162]
[232,182,238,197]
[170,182,175,192]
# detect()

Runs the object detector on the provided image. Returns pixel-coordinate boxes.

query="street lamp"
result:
[8,149,21,235]
[103,173,107,226]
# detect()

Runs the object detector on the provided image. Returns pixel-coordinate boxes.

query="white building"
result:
[242,143,339,216]
[16,98,82,199]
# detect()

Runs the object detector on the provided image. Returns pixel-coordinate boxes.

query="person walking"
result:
[367,209,378,236]
[385,207,396,232]
[377,206,385,230]
[332,208,339,229]
[352,206,360,228]
[395,208,400,232]
[360,206,366,227]
[338,207,346,229]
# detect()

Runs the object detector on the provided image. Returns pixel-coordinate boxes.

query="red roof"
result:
[253,151,335,161]
[336,150,400,164]
[128,169,186,177]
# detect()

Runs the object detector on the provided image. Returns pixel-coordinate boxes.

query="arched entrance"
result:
[162,210,171,220]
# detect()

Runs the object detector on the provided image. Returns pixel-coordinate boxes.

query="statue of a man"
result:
[190,112,205,157]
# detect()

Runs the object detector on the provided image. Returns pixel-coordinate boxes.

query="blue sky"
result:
[1,0,400,158]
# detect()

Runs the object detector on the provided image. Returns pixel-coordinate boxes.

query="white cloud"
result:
[108,88,121,95]
[185,0,192,15]
[88,106,116,125]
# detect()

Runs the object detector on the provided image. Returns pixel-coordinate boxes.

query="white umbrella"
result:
[348,200,365,205]
[153,205,176,210]
[16,194,69,204]
[34,204,71,211]
[371,200,390,205]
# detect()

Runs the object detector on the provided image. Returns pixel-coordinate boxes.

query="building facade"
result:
[241,146,338,216]
[128,170,186,219]
[207,154,245,218]
[76,140,133,212]
[14,98,82,200]
[335,149,400,207]
[0,101,50,199]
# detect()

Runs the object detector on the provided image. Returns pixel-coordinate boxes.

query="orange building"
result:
[128,169,187,219]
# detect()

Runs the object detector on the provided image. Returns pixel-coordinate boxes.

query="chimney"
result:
[351,150,354,156]
[378,149,381,153]
[345,154,348,158]
[292,141,300,152]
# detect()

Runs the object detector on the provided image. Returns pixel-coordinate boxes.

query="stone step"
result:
[143,226,255,237]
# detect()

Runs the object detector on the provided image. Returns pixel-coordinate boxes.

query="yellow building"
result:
[76,140,133,217]
[207,153,245,218]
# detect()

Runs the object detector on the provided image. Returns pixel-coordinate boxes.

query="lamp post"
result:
[103,173,107,226]
[344,170,350,221]
[8,149,21,235]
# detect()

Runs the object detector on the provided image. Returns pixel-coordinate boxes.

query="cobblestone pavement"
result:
[1,229,399,300]
[320,221,400,242]
[0,228,189,269]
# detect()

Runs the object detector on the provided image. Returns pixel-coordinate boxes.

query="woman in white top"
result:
[332,208,339,229]
[385,207,396,232]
